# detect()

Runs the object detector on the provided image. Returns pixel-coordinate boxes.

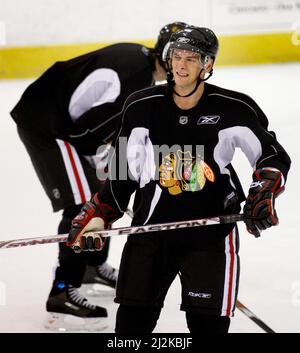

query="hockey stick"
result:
[236,300,275,333]
[0,213,244,249]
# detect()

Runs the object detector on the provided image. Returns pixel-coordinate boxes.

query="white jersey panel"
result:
[214,126,263,182]
[68,68,121,121]
[127,127,156,188]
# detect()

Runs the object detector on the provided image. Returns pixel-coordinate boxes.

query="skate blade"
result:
[81,283,116,298]
[44,312,108,332]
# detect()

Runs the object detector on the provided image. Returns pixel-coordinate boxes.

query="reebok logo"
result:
[188,291,212,299]
[197,115,220,125]
[250,181,265,189]
[177,37,190,43]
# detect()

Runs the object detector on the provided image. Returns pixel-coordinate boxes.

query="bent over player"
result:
[10,22,187,330]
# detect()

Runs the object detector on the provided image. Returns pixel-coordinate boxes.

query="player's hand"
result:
[243,168,284,237]
[66,193,118,253]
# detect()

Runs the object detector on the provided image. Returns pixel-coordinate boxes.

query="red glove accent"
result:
[243,168,284,237]
[66,193,119,252]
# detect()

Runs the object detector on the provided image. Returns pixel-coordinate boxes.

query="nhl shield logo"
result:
[179,116,188,125]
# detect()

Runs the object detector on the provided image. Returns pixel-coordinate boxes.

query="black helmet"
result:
[154,22,188,59]
[163,26,219,62]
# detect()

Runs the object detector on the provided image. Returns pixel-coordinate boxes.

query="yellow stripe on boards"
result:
[0,33,299,79]
[217,32,300,66]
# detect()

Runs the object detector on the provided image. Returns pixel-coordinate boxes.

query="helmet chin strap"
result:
[168,69,213,98]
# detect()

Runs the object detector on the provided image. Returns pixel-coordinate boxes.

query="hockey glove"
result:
[243,168,284,237]
[66,193,119,253]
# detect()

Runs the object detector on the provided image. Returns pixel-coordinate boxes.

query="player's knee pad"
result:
[186,312,230,333]
[115,305,161,333]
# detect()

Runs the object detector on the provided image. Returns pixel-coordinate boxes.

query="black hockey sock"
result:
[115,305,161,333]
[54,207,90,288]
[186,312,230,334]
[62,204,83,219]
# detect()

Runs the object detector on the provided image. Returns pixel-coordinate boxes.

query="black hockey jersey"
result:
[100,83,291,235]
[10,43,154,154]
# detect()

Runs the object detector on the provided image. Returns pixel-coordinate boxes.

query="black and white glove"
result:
[243,168,284,237]
[66,193,119,253]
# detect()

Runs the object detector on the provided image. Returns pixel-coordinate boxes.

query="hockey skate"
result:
[45,281,108,332]
[81,263,118,298]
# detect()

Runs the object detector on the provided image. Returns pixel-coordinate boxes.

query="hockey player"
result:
[10,21,187,331]
[66,25,291,333]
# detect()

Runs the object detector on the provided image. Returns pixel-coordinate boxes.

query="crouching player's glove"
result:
[243,168,285,237]
[66,193,119,253]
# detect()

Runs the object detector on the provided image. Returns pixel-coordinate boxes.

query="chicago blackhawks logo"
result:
[159,150,215,195]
